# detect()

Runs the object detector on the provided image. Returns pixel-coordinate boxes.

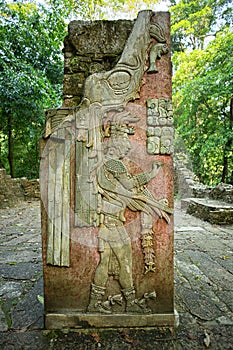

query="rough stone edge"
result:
[45,311,179,329]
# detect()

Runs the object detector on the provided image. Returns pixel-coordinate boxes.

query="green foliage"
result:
[172,0,233,185]
[46,0,159,20]
[0,1,66,178]
[170,0,233,51]
[173,28,233,185]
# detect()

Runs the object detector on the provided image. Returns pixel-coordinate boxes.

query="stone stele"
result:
[40,10,176,329]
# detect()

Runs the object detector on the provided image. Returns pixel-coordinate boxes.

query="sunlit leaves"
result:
[170,0,233,51]
[45,0,160,20]
[173,28,233,184]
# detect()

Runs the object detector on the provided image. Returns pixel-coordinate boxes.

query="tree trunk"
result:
[7,113,15,178]
[0,143,4,168]
[221,98,233,183]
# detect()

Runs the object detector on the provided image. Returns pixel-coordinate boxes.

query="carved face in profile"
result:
[106,132,132,159]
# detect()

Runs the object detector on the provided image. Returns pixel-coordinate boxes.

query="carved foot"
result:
[122,286,152,314]
[87,283,112,314]
[126,299,151,314]
[87,301,112,314]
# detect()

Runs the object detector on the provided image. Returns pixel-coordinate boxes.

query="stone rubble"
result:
[0,168,40,209]
[175,159,233,224]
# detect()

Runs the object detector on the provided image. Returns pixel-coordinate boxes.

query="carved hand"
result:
[150,161,163,179]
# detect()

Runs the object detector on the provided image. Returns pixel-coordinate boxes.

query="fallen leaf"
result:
[221,255,230,260]
[37,295,44,305]
[203,330,211,348]
[187,332,196,340]
[124,334,134,344]
[91,332,100,343]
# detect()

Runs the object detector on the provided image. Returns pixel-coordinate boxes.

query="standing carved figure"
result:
[87,112,172,314]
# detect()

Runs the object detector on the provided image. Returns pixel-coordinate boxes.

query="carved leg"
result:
[87,283,111,314]
[93,245,111,287]
[111,243,133,289]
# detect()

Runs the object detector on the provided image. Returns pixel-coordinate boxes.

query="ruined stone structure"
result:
[0,168,40,208]
[175,159,233,224]
[40,11,176,328]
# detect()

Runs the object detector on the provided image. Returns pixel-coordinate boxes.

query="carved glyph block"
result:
[146,98,174,155]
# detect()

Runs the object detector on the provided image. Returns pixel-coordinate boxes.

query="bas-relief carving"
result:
[46,119,72,267]
[147,23,169,73]
[146,98,174,155]
[85,115,173,313]
[44,11,172,313]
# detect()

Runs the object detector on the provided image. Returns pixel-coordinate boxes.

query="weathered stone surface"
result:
[0,168,40,208]
[187,198,233,224]
[0,331,50,350]
[45,312,177,329]
[0,308,8,332]
[12,278,44,330]
[186,250,233,291]
[0,169,24,207]
[0,281,25,299]
[63,72,85,95]
[0,250,41,264]
[0,262,41,280]
[209,182,233,203]
[67,20,133,55]
[176,286,222,320]
[21,179,40,199]
[41,11,175,328]
[0,201,233,348]
[62,20,134,107]
[175,158,233,227]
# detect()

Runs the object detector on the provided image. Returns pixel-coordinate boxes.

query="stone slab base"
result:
[45,312,179,329]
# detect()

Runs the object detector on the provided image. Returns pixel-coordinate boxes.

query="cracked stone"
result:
[0,282,24,299]
[11,278,44,330]
[0,262,42,280]
[177,287,222,321]
[0,308,8,332]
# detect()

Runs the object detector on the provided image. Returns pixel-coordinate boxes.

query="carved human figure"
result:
[87,121,172,314]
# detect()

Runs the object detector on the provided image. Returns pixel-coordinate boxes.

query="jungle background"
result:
[0,0,232,185]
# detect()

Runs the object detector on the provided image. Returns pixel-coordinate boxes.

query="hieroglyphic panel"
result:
[146,98,174,155]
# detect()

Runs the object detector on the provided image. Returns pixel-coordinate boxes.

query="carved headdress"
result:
[104,109,140,137]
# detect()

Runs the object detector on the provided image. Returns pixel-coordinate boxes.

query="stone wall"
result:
[174,159,202,199]
[174,158,233,224]
[0,168,40,208]
[174,159,233,204]
[62,20,134,107]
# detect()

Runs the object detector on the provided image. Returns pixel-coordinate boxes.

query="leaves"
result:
[170,0,233,51]
[203,329,211,348]
[173,26,233,185]
[0,1,65,178]
[37,294,44,305]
